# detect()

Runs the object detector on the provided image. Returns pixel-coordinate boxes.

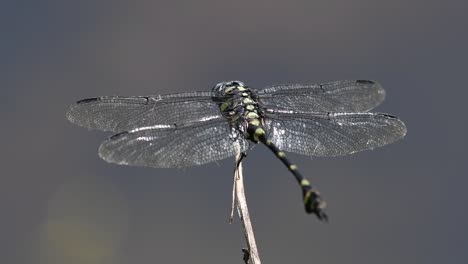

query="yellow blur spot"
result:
[34,177,129,264]
[277,151,285,158]
[289,164,297,171]
[266,140,273,146]
[237,86,247,91]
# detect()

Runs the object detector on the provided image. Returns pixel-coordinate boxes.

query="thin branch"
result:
[230,165,236,223]
[232,145,261,264]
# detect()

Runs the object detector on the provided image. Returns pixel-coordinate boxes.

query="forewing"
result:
[258,80,385,112]
[98,118,249,168]
[66,92,220,132]
[264,111,406,157]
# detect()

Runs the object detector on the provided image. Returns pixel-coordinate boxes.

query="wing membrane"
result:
[265,110,406,157]
[258,80,385,112]
[99,118,249,168]
[66,92,219,132]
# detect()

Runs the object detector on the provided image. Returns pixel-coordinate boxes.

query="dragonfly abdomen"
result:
[252,130,328,221]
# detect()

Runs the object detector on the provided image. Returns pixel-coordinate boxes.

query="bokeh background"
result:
[2,0,467,263]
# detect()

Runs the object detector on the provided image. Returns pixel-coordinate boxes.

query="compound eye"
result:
[233,80,245,87]
[212,82,225,93]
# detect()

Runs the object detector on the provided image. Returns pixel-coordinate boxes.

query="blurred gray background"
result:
[2,0,467,263]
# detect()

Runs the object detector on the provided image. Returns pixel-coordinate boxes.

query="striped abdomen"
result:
[247,123,327,221]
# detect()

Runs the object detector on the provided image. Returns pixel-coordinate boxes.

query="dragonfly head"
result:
[212,80,246,96]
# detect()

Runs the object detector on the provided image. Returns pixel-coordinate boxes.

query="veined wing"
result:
[264,110,406,157]
[258,80,385,112]
[66,91,220,132]
[99,117,249,168]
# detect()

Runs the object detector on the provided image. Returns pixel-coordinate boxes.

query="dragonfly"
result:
[66,80,407,221]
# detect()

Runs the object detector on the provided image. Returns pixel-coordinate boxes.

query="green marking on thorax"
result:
[246,112,259,119]
[220,101,230,112]
[243,98,253,104]
[230,115,240,122]
[224,87,235,93]
[249,119,260,126]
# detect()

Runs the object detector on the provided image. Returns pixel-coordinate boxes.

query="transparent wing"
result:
[66,91,220,132]
[258,80,385,112]
[264,110,406,157]
[98,118,249,168]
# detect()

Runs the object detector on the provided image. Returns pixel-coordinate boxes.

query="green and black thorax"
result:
[211,81,267,143]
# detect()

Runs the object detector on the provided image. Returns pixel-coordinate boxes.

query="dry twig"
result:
[230,145,261,264]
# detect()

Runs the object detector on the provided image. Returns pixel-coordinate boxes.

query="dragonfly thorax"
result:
[212,81,265,142]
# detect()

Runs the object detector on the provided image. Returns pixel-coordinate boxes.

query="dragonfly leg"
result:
[242,248,250,264]
[235,151,247,171]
